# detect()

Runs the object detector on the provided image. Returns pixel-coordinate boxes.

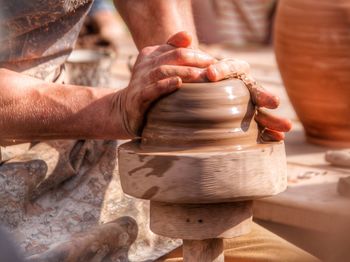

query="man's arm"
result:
[114,0,198,49]
[0,33,217,144]
[0,69,126,143]
[114,1,292,140]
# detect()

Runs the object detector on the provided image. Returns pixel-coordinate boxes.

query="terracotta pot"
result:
[274,0,350,147]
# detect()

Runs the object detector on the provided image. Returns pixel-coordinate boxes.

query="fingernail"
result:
[170,77,181,86]
[285,119,293,131]
[207,66,218,81]
[267,95,280,108]
[261,132,275,141]
[261,131,281,142]
[273,95,280,107]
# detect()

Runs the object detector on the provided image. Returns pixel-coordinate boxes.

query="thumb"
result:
[167,31,192,48]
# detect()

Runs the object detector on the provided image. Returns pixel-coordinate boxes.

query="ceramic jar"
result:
[274,0,350,147]
[141,79,258,150]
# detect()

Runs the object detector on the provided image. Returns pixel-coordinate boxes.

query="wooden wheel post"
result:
[183,239,224,262]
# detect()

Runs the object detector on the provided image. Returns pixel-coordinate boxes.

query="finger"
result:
[139,43,182,59]
[255,109,292,132]
[260,128,285,142]
[206,59,250,81]
[249,83,280,109]
[153,44,176,54]
[141,77,182,107]
[139,41,186,58]
[149,65,207,83]
[139,33,193,57]
[139,45,160,56]
[239,75,280,109]
[167,31,192,48]
[155,48,216,68]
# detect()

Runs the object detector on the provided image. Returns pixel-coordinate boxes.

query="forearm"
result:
[0,69,128,143]
[114,0,198,49]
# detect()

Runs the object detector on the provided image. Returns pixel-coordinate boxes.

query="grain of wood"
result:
[118,141,287,204]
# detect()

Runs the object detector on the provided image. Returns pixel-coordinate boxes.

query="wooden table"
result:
[254,125,350,233]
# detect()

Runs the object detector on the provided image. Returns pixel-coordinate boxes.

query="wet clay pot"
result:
[141,78,258,150]
[274,0,350,147]
[118,79,287,204]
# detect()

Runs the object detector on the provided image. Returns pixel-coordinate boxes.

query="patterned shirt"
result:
[0,0,93,81]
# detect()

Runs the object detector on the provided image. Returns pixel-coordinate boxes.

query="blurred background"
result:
[1,0,349,261]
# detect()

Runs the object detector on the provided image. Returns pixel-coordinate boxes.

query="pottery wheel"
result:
[118,79,287,261]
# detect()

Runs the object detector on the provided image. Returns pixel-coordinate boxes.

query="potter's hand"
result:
[119,31,216,137]
[206,59,292,141]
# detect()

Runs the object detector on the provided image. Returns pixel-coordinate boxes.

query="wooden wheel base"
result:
[150,201,252,262]
[150,201,252,239]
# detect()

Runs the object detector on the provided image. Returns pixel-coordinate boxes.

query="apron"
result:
[0,1,180,261]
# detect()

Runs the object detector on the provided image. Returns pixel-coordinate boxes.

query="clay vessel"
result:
[142,79,258,150]
[118,79,287,204]
[274,0,350,147]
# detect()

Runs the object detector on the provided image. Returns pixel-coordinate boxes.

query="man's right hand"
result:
[115,32,216,138]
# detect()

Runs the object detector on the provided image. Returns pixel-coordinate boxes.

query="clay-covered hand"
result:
[118,31,216,137]
[206,59,292,141]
